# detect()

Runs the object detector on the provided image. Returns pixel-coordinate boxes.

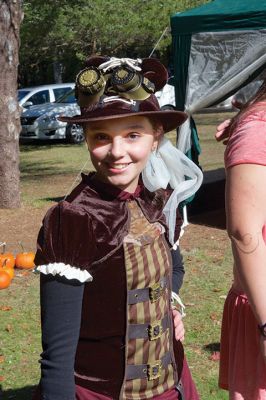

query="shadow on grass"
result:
[203,342,220,353]
[43,196,64,203]
[20,162,75,179]
[20,140,87,180]
[190,208,226,230]
[20,139,73,152]
[187,167,226,230]
[20,139,84,152]
[0,384,37,400]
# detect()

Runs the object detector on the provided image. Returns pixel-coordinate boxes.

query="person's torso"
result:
[74,200,178,399]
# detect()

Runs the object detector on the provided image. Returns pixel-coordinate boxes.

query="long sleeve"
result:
[39,274,84,400]
[35,201,96,281]
[171,246,185,294]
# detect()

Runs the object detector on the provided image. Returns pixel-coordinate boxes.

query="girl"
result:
[33,56,202,400]
[217,78,266,399]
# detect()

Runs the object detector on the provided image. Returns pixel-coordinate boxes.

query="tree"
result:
[19,0,209,85]
[0,0,23,208]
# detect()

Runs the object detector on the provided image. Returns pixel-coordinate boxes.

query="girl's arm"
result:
[39,274,84,399]
[226,163,266,358]
[171,246,185,341]
[171,245,185,294]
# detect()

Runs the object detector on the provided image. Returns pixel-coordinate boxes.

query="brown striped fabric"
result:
[122,201,177,399]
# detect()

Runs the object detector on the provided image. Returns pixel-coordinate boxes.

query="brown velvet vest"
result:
[67,175,182,398]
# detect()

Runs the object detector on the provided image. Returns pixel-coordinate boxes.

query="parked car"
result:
[18,83,75,111]
[20,90,84,144]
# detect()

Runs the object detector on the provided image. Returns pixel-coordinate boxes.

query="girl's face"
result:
[85,116,160,193]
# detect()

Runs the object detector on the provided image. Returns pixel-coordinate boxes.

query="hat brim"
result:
[58,110,187,133]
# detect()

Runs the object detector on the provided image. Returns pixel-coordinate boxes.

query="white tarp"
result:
[177,29,266,153]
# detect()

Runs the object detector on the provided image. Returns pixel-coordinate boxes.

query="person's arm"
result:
[33,203,95,399]
[171,246,186,342]
[226,163,266,360]
[171,245,185,294]
[39,274,84,399]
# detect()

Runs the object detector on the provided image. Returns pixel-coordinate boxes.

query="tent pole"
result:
[149,26,169,58]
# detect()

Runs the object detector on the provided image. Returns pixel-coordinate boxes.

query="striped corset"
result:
[121,200,177,399]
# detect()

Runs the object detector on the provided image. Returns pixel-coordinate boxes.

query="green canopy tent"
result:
[170,0,266,156]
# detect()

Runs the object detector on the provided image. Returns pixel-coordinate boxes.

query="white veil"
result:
[142,137,203,245]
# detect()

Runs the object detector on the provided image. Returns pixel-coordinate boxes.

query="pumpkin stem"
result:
[18,241,25,253]
[0,242,6,255]
[2,259,7,268]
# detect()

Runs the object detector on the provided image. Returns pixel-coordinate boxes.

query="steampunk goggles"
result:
[75,58,155,107]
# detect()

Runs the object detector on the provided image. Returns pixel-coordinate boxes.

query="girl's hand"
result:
[215,119,231,144]
[172,308,185,342]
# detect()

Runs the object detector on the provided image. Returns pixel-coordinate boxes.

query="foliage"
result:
[19,0,210,85]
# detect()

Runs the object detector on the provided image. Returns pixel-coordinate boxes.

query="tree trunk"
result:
[53,61,63,83]
[0,0,23,208]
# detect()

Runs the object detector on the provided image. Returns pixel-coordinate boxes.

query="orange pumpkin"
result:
[0,243,15,269]
[1,260,15,279]
[15,242,35,270]
[15,252,35,269]
[0,270,12,289]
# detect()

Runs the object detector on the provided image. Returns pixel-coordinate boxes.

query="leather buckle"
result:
[147,360,162,381]
[149,282,162,303]
[148,320,163,341]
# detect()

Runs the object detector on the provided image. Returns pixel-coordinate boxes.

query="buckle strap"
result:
[128,313,169,340]
[125,351,172,381]
[128,276,169,305]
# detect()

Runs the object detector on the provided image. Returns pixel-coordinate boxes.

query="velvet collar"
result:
[81,172,143,201]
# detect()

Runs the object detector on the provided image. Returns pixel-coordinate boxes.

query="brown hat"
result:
[59,56,187,133]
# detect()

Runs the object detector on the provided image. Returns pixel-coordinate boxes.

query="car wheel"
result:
[65,123,84,144]
[161,105,175,111]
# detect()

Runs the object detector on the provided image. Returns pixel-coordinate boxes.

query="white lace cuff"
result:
[171,292,186,318]
[34,262,93,283]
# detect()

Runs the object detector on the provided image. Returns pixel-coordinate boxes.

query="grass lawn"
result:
[0,112,234,399]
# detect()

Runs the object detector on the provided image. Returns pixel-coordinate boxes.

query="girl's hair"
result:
[226,78,266,135]
[140,117,165,209]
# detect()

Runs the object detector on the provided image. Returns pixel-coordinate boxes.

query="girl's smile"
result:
[84,116,160,193]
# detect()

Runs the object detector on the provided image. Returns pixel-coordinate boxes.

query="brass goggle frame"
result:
[75,64,155,107]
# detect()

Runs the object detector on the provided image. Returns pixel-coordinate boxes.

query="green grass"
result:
[20,142,90,207]
[180,243,232,399]
[0,113,234,399]
[20,142,89,178]
[0,273,41,399]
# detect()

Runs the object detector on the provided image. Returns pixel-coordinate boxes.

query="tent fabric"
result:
[187,30,266,112]
[178,30,266,153]
[170,0,266,154]
[171,0,266,34]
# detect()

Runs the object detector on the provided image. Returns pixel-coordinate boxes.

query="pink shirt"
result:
[225,102,266,169]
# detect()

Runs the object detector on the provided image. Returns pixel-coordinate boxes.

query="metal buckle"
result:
[147,360,162,381]
[149,282,162,303]
[148,320,163,341]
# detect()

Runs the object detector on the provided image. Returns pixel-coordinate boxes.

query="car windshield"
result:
[56,89,76,104]
[18,90,31,101]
